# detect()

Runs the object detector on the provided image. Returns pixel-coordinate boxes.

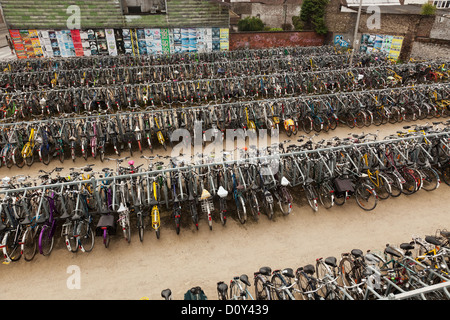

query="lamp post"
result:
[349,0,363,66]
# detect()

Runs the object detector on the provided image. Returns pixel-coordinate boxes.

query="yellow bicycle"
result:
[21,127,36,167]
[150,174,161,239]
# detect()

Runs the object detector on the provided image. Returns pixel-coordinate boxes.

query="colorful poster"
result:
[136,29,147,55]
[122,28,133,55]
[181,28,189,52]
[28,30,44,58]
[105,29,117,56]
[114,29,125,55]
[381,35,393,54]
[38,30,54,58]
[95,29,109,55]
[70,29,84,56]
[87,29,99,55]
[220,28,229,51]
[389,36,403,60]
[48,30,61,57]
[172,28,182,53]
[212,27,220,51]
[161,28,170,54]
[19,30,36,58]
[9,30,26,59]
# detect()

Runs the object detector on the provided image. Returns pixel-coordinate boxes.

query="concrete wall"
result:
[430,14,450,40]
[229,31,324,50]
[410,40,450,60]
[1,0,229,29]
[230,1,301,29]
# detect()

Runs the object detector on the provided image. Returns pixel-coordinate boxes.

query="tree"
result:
[237,16,265,31]
[421,3,437,15]
[298,0,329,34]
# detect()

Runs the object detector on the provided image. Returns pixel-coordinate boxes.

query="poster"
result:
[389,36,404,60]
[220,28,229,51]
[87,29,99,55]
[95,29,109,55]
[161,28,170,54]
[105,29,117,56]
[122,28,133,55]
[70,29,84,56]
[212,27,220,51]
[9,29,27,59]
[7,27,230,59]
[38,30,54,58]
[360,33,404,60]
[135,29,147,55]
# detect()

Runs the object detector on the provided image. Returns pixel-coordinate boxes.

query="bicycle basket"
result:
[333,178,354,193]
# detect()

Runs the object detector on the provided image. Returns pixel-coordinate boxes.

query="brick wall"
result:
[229,31,325,50]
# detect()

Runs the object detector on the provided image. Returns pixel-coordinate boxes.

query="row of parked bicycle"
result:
[0,122,448,263]
[0,45,368,73]
[0,57,447,121]
[0,52,389,90]
[159,228,450,300]
[0,82,447,169]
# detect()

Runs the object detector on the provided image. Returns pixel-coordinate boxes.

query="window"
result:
[433,0,450,8]
[122,0,167,15]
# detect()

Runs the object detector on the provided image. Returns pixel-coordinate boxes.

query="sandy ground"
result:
[0,118,448,300]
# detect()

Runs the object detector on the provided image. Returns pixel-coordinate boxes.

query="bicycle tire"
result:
[270,274,286,300]
[355,183,378,211]
[138,213,145,241]
[22,228,37,262]
[318,183,334,209]
[79,221,95,252]
[230,281,243,300]
[13,147,25,168]
[39,225,54,256]
[338,257,355,287]
[254,277,270,300]
[420,167,440,191]
[2,231,22,262]
[384,172,403,197]
[236,195,247,224]
[441,163,450,186]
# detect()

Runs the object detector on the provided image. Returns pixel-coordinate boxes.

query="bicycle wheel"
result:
[420,167,439,191]
[270,275,287,300]
[278,188,292,215]
[22,228,37,262]
[3,230,22,262]
[302,116,312,134]
[79,220,95,252]
[373,173,391,200]
[338,257,355,287]
[248,192,260,221]
[401,170,418,195]
[305,185,319,212]
[355,183,378,211]
[296,272,312,300]
[441,163,450,186]
[39,225,54,256]
[318,183,334,209]
[138,213,145,241]
[236,195,247,224]
[230,281,243,300]
[254,277,270,300]
[384,172,403,197]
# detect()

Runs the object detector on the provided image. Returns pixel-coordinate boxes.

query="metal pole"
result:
[349,0,363,66]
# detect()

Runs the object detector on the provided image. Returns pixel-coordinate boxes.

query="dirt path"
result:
[0,119,448,300]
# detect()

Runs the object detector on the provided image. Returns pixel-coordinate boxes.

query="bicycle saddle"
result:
[282,268,295,278]
[325,257,337,268]
[303,264,315,275]
[239,274,251,286]
[217,281,228,294]
[161,289,172,300]
[384,246,401,258]
[281,176,290,187]
[60,210,71,219]
[128,160,134,166]
[351,249,363,258]
[71,211,82,221]
[217,186,228,198]
[257,267,272,276]
[425,235,442,246]
[200,189,211,200]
